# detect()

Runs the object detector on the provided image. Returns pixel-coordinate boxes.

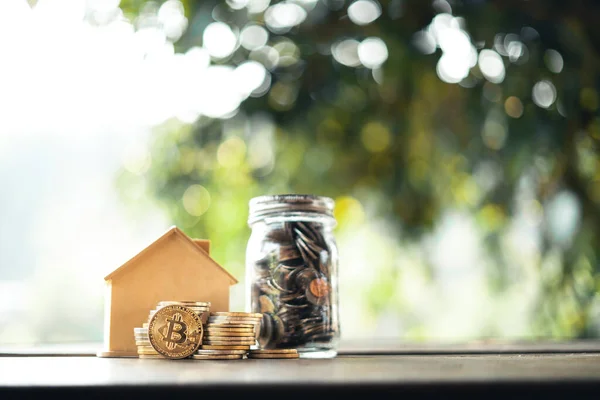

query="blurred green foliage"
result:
[118,0,600,338]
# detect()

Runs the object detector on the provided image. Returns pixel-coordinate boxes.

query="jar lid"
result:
[248,194,335,225]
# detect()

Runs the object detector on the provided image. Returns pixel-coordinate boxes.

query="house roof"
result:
[104,226,238,284]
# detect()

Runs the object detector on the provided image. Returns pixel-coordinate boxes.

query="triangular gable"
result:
[104,226,238,285]
[170,227,238,285]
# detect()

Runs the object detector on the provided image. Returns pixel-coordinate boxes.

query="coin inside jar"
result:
[306,278,330,306]
[271,264,299,293]
[258,295,275,313]
[246,195,339,355]
[279,245,302,263]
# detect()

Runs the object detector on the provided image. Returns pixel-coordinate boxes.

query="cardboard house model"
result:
[97,226,238,358]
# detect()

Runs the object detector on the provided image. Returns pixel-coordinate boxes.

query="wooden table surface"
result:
[2,340,600,399]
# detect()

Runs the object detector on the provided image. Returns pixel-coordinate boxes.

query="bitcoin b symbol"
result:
[162,312,188,350]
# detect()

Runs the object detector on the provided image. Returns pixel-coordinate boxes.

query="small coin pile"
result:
[134,324,159,359]
[194,312,262,359]
[206,311,263,342]
[133,301,209,359]
[248,349,299,359]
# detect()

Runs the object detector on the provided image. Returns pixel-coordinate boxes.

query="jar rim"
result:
[248,194,335,225]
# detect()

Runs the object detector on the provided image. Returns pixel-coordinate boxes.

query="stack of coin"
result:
[148,301,210,324]
[197,312,263,356]
[133,324,162,359]
[191,349,247,360]
[207,312,263,341]
[248,349,299,359]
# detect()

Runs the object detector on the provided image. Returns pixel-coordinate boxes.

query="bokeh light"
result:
[504,96,524,118]
[182,185,212,217]
[361,121,391,152]
[203,22,238,60]
[437,54,470,83]
[264,2,307,33]
[240,24,269,50]
[358,37,388,69]
[234,61,269,98]
[411,30,436,55]
[544,49,564,74]
[545,191,581,248]
[247,0,270,13]
[347,0,381,26]
[532,80,557,108]
[478,49,505,84]
[250,45,280,70]
[217,136,247,168]
[481,112,508,150]
[157,0,187,42]
[431,13,477,84]
[332,39,361,67]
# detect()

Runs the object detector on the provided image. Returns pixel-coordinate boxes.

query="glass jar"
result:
[245,194,340,358]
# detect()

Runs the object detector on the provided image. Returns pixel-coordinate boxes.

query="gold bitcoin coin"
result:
[248,353,299,359]
[210,312,263,318]
[201,345,251,350]
[191,354,244,360]
[148,305,203,359]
